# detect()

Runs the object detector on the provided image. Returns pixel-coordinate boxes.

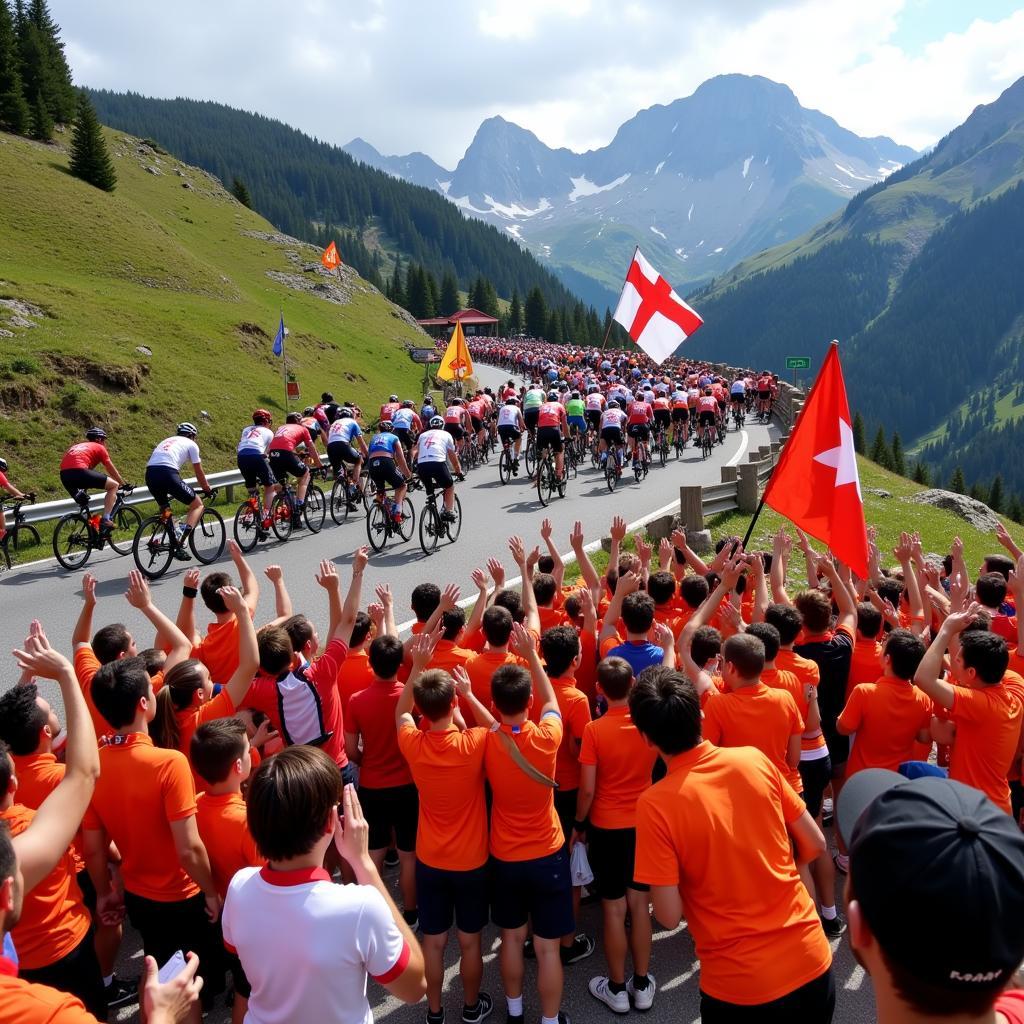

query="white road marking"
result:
[726,429,749,467]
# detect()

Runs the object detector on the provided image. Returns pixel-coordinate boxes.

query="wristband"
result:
[573,819,587,832]
[182,586,198,599]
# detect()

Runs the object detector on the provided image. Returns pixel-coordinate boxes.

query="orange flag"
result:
[321,241,341,270]
[437,321,473,381]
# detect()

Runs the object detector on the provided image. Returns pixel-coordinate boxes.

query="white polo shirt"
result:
[222,865,409,1024]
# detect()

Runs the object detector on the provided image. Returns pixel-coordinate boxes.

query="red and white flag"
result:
[762,341,869,577]
[611,247,703,364]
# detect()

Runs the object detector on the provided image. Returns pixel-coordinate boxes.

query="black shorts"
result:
[798,756,833,818]
[700,966,834,1023]
[470,416,483,434]
[19,929,106,1020]
[536,425,563,454]
[731,393,745,404]
[237,451,273,489]
[671,407,689,422]
[418,461,453,494]
[59,468,108,498]
[144,465,196,508]
[76,869,96,915]
[523,408,540,431]
[600,426,624,446]
[653,410,671,429]
[358,782,419,852]
[394,428,414,451]
[587,825,649,901]
[444,423,465,441]
[368,457,405,491]
[267,449,309,483]
[585,409,602,430]
[627,422,650,441]
[212,920,251,999]
[554,788,577,848]
[326,441,360,474]
[822,725,849,771]
[758,390,771,401]
[489,849,575,939]
[497,425,521,444]
[698,410,717,426]
[416,859,489,936]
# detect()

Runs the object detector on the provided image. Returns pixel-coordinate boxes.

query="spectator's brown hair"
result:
[413,669,456,722]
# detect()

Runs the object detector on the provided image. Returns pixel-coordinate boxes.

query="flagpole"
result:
[602,246,639,352]
[742,495,767,550]
[280,309,288,415]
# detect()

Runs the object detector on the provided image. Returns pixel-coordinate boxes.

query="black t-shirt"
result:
[795,625,854,728]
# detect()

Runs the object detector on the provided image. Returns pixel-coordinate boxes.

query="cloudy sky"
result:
[57,0,1024,168]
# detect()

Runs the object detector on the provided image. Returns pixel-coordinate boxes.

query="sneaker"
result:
[832,851,849,875]
[105,976,138,1009]
[822,797,834,826]
[626,974,656,1012]
[560,934,595,965]
[462,992,493,1023]
[173,548,192,561]
[588,977,629,1014]
[821,914,847,938]
[426,1010,445,1024]
[403,910,419,931]
[383,848,400,868]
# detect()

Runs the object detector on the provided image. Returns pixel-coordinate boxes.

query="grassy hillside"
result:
[0,127,430,495]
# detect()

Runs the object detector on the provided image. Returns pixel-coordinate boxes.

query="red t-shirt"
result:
[59,442,109,472]
[537,402,567,429]
[626,400,652,425]
[268,423,313,453]
[347,680,413,789]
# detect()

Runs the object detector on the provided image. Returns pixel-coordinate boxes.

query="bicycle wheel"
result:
[605,455,618,493]
[270,495,294,542]
[419,501,440,555]
[133,516,174,579]
[397,498,415,542]
[108,504,143,555]
[52,514,93,571]
[524,438,537,476]
[537,457,551,507]
[499,448,512,484]
[9,522,42,557]
[233,500,261,552]
[190,507,226,564]
[366,502,388,551]
[329,480,349,525]
[304,485,326,534]
[445,495,462,544]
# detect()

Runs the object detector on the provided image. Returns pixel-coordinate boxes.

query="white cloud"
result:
[51,0,1024,165]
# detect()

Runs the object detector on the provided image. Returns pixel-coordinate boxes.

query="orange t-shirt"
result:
[537,606,568,632]
[177,690,236,760]
[0,967,98,1023]
[838,677,933,777]
[776,649,825,755]
[529,677,590,790]
[192,616,243,686]
[634,742,831,1004]
[347,680,413,789]
[195,791,263,901]
[73,646,164,741]
[82,733,200,901]
[947,682,1022,815]
[336,648,375,720]
[426,639,475,677]
[12,753,84,873]
[463,649,524,726]
[702,682,804,794]
[485,715,564,861]
[573,629,598,708]
[579,705,656,829]
[847,637,883,700]
[1,805,90,970]
[397,723,488,871]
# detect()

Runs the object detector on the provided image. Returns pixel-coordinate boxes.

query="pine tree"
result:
[231,177,252,207]
[26,0,73,121]
[911,461,931,486]
[28,84,49,140]
[988,474,1005,513]
[949,467,966,494]
[969,483,985,501]
[388,256,405,309]
[546,309,562,345]
[852,412,866,454]
[508,289,523,334]
[425,268,439,318]
[68,90,115,191]
[439,272,459,317]
[525,287,547,338]
[405,264,432,319]
[0,0,29,134]
[1008,495,1023,525]
[869,427,892,470]
[890,431,906,476]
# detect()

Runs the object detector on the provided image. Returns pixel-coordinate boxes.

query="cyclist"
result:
[696,388,720,447]
[420,394,438,424]
[300,407,325,457]
[144,423,212,560]
[598,399,627,467]
[236,409,278,520]
[565,390,587,446]
[501,379,518,401]
[496,396,526,474]
[730,376,747,420]
[314,391,340,430]
[380,393,401,423]
[522,381,546,437]
[58,427,127,531]
[367,420,413,523]
[626,391,653,469]
[412,416,463,521]
[267,412,316,522]
[757,370,773,417]
[326,406,369,506]
[443,397,471,456]
[535,390,569,482]
[584,385,605,438]
[0,456,29,546]
[651,390,672,450]
[670,383,690,447]
[392,400,422,461]
[467,391,488,453]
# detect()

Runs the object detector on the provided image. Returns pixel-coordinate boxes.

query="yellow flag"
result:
[437,321,474,381]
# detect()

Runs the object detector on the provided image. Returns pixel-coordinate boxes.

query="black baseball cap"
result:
[838,769,1024,991]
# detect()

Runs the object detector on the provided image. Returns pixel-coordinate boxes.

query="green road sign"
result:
[785,356,811,369]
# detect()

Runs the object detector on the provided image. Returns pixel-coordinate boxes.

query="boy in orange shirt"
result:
[192,718,263,1024]
[463,607,525,725]
[397,631,496,1024]
[572,657,658,1014]
[336,611,376,721]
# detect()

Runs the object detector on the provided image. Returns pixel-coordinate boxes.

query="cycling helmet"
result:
[402,399,414,408]
[380,420,393,431]
[571,391,580,399]
[423,395,433,403]
[389,394,399,402]
[547,390,559,401]
[505,396,519,405]
[177,422,198,438]
[252,409,272,426]
[303,406,315,416]
[429,416,444,429]
[635,393,645,401]
[321,391,334,403]
[286,412,301,424]
[0,457,7,472]
[338,407,353,419]
[85,427,107,442]
[451,397,463,406]
[607,400,619,409]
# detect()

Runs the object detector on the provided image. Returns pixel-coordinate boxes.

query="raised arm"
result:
[599,571,640,647]
[751,552,770,623]
[220,587,259,708]
[509,535,541,636]
[419,583,460,639]
[125,570,193,673]
[452,665,496,730]
[72,573,97,649]
[671,528,710,577]
[175,568,201,646]
[264,564,293,621]
[894,532,925,635]
[795,529,820,590]
[569,520,602,604]
[609,516,627,573]
[509,621,556,718]
[228,538,260,615]
[540,518,565,591]
[463,572,489,640]
[337,548,369,643]
[770,528,794,606]
[398,630,442,727]
[816,555,856,636]
[996,521,1024,563]
[376,584,397,639]
[913,605,981,711]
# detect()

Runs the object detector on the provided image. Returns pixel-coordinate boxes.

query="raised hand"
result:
[610,516,627,543]
[315,559,340,590]
[652,620,674,650]
[334,783,372,872]
[616,570,641,596]
[570,520,585,550]
[486,557,506,588]
[945,601,982,634]
[508,535,527,568]
[82,572,98,606]
[352,547,369,575]
[408,628,441,670]
[634,534,652,567]
[439,583,460,612]
[13,626,72,680]
[893,531,913,564]
[374,583,393,608]
[452,665,472,698]
[367,603,384,633]
[540,518,553,541]
[264,564,284,583]
[217,585,247,615]
[508,621,536,660]
[124,569,152,609]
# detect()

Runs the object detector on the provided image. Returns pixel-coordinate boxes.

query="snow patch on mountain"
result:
[483,195,551,219]
[568,173,630,202]
[742,155,754,179]
[650,225,667,239]
[438,181,451,194]
[655,161,665,175]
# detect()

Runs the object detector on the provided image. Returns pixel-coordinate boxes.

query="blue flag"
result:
[272,316,284,357]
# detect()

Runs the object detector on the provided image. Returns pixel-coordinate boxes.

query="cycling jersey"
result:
[392,409,419,431]
[416,429,455,464]
[268,424,313,453]
[537,402,567,430]
[315,402,340,425]
[328,419,362,445]
[688,388,700,408]
[379,402,400,421]
[497,406,523,428]
[565,398,585,418]
[757,376,773,393]
[467,400,487,420]
[697,396,719,414]
[523,389,545,410]
[711,385,727,403]
[420,404,437,422]
[600,408,627,430]
[585,393,605,412]
[652,397,671,411]
[671,391,689,409]
[147,436,201,470]
[236,425,273,455]
[367,432,401,459]
[731,381,746,395]
[444,405,466,424]
[60,441,109,472]
[299,417,321,442]
[626,400,653,425]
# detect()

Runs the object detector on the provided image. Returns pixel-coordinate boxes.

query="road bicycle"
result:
[655,426,670,467]
[330,464,370,525]
[603,444,625,492]
[536,445,567,507]
[366,482,415,552]
[132,490,224,580]
[498,437,520,485]
[672,423,688,459]
[52,485,141,572]
[1,494,41,570]
[732,403,746,430]
[233,486,274,552]
[630,441,650,483]
[589,431,602,469]
[419,489,462,555]
[523,430,538,477]
[269,473,326,542]
[700,426,715,460]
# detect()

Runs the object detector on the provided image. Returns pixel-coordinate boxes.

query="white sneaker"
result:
[588,977,629,1014]
[627,974,656,1012]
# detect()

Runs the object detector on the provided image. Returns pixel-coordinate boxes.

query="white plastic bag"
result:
[570,841,594,887]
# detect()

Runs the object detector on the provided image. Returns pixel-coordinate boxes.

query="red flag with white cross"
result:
[611,247,703,364]
[762,340,869,577]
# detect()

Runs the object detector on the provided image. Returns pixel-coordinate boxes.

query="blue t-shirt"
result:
[328,419,362,445]
[392,408,416,430]
[421,403,436,422]
[607,641,664,677]
[368,432,400,458]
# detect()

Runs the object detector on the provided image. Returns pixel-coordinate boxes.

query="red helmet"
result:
[252,409,272,426]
